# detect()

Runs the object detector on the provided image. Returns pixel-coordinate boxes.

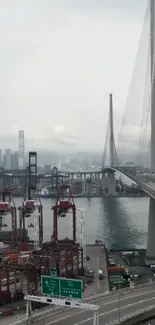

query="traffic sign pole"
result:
[93,310,99,325]
[24,294,99,325]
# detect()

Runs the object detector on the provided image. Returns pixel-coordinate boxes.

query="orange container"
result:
[9,254,19,264]
[10,254,18,258]
[4,250,13,256]
[108,266,125,273]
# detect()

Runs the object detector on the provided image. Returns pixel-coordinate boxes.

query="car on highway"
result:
[99,270,103,280]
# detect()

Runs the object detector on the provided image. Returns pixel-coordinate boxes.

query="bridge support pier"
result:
[146,198,155,264]
[102,173,107,190]
[146,0,155,264]
[107,171,116,195]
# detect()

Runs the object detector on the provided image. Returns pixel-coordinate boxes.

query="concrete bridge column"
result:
[82,181,86,194]
[107,171,116,195]
[86,178,91,196]
[146,198,155,264]
[95,173,99,188]
[146,0,155,263]
[82,174,86,194]
[81,174,86,193]
[98,173,101,187]
[102,173,107,189]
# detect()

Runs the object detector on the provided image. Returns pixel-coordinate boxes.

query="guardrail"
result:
[121,170,155,199]
[10,304,155,325]
[106,305,155,325]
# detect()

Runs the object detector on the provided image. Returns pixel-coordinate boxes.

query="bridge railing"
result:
[9,302,155,325]
[116,167,155,199]
[110,305,155,325]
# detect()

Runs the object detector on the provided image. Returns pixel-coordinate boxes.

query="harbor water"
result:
[2,197,148,250]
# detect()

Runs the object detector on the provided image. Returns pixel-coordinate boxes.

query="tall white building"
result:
[5,149,11,169]
[0,149,2,167]
[18,130,25,169]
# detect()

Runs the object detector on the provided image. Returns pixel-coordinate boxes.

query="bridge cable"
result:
[116,2,150,165]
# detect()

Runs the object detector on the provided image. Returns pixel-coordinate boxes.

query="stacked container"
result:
[18,253,30,264]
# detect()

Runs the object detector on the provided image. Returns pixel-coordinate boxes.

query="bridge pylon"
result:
[109,93,118,168]
[102,94,118,195]
[102,93,119,168]
[146,0,155,263]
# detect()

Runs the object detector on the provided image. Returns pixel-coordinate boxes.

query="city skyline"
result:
[0,0,147,151]
[0,128,104,169]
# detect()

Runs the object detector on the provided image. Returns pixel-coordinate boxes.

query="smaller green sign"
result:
[50,268,57,277]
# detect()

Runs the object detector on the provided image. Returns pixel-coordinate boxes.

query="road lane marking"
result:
[39,290,155,325]
[102,289,155,306]
[73,297,155,325]
[93,287,155,306]
[73,310,116,325]
[30,289,155,325]
[42,309,87,325]
[4,289,155,325]
[45,295,155,325]
[4,288,155,325]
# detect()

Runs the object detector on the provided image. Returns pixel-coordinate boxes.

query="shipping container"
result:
[7,254,19,264]
[18,242,30,251]
[4,250,13,256]
[18,254,30,264]
[0,202,11,210]
[108,266,125,273]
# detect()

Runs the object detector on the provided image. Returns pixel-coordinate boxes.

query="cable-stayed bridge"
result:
[53,0,155,265]
[100,0,155,265]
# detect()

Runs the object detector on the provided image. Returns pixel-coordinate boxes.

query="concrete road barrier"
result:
[10,305,155,325]
[120,305,155,325]
[106,305,155,325]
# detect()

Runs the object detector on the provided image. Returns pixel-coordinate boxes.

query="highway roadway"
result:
[35,288,155,325]
[146,181,155,190]
[2,286,155,325]
[85,245,109,296]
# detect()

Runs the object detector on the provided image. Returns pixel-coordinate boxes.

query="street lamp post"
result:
[96,256,100,290]
[77,208,86,264]
[118,264,121,324]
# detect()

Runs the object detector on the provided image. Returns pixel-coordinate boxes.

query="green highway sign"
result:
[50,268,57,277]
[41,276,60,296]
[60,278,83,299]
[41,276,83,299]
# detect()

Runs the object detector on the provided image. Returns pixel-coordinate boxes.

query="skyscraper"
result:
[0,150,2,167]
[11,152,19,170]
[18,130,25,169]
[5,149,11,170]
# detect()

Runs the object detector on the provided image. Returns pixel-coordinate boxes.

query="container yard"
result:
[0,151,97,317]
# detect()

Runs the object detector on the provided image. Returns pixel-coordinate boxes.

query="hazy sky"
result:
[0,0,148,152]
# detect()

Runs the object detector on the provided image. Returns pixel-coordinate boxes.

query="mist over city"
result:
[0,1,155,325]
